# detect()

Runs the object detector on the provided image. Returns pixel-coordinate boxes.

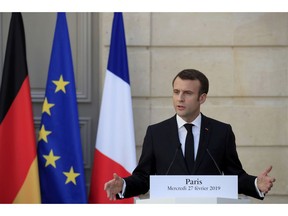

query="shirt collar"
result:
[176,113,202,129]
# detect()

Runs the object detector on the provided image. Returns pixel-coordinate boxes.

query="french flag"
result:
[89,13,137,204]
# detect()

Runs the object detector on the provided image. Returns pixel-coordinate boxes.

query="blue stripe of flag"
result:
[107,12,130,85]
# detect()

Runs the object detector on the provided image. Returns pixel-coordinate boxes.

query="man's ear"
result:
[199,93,207,104]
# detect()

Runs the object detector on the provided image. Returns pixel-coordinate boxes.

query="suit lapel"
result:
[168,115,182,150]
[193,114,211,173]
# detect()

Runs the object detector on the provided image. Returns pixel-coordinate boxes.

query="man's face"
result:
[172,77,206,122]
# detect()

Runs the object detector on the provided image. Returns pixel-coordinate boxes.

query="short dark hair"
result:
[172,69,209,95]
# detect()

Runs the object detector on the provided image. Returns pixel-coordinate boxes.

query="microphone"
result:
[206,148,223,175]
[165,144,181,175]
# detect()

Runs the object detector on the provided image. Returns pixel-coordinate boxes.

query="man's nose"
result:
[177,92,184,101]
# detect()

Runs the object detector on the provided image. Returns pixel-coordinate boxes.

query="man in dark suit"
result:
[104,69,275,200]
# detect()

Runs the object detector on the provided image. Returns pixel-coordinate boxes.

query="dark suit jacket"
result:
[124,113,263,199]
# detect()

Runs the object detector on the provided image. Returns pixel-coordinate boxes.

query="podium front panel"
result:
[150,175,238,199]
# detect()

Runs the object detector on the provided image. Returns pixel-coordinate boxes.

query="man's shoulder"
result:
[202,114,231,128]
[149,115,176,129]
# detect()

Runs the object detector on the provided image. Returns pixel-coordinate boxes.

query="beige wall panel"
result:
[151,47,235,97]
[152,13,288,46]
[237,146,288,197]
[150,98,175,125]
[101,47,150,97]
[202,100,288,146]
[128,48,151,97]
[151,13,234,46]
[133,98,151,147]
[149,97,288,147]
[234,47,288,96]
[234,13,288,46]
[101,13,151,46]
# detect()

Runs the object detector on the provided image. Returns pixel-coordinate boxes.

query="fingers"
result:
[262,165,273,176]
[107,190,116,200]
[104,173,119,190]
[104,173,122,201]
[263,166,276,188]
[104,180,117,200]
[113,173,120,181]
[267,177,276,186]
[263,176,276,194]
[263,181,274,194]
[104,177,113,190]
[257,166,276,195]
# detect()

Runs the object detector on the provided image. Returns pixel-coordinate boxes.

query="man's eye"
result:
[184,92,193,96]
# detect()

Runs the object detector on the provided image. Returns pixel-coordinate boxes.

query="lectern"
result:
[135,197,250,204]
[135,175,250,204]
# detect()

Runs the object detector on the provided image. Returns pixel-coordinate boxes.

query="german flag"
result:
[0,13,41,203]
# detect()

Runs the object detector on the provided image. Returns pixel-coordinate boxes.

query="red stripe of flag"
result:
[0,12,40,203]
[0,78,36,203]
[89,150,134,204]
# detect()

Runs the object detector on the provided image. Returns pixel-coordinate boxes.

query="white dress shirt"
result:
[176,114,201,159]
